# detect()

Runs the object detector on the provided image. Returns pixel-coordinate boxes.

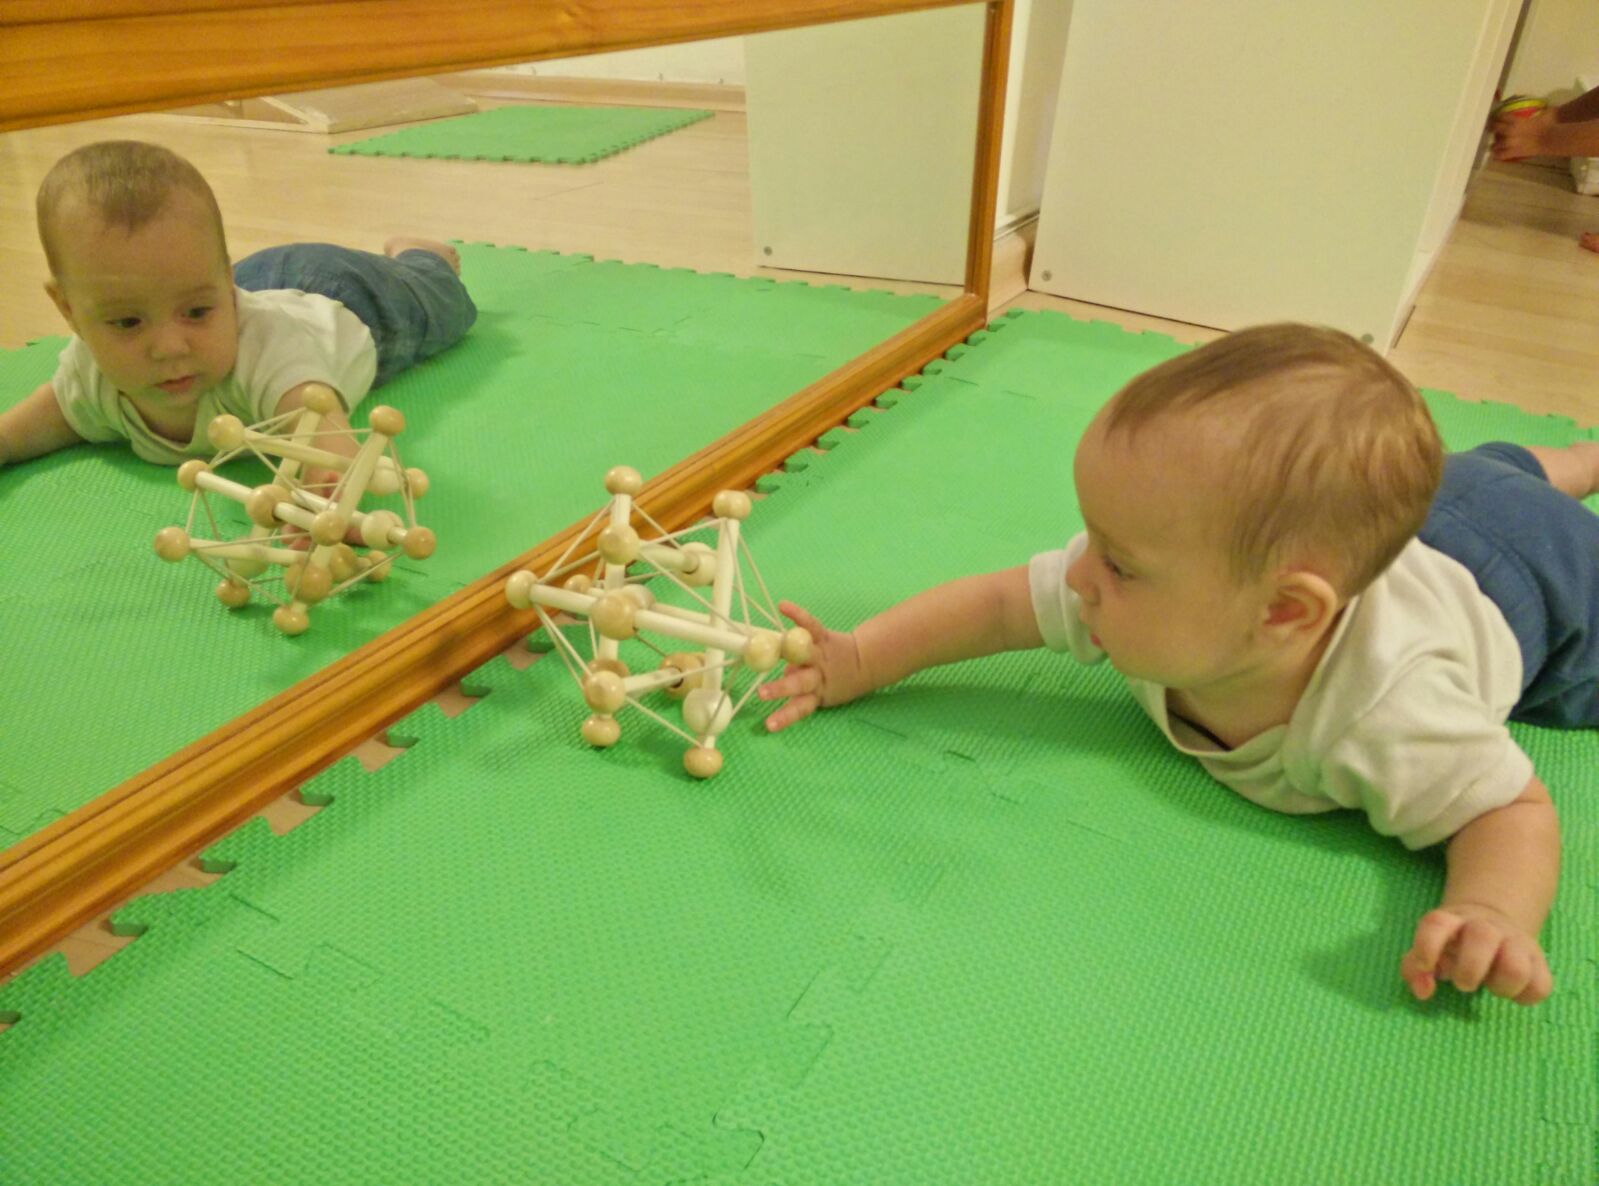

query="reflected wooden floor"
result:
[1,86,1595,423]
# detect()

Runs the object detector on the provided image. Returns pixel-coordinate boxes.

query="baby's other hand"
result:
[1400,904,1552,1006]
[758,600,869,732]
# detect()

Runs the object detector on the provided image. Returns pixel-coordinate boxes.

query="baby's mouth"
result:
[156,375,198,396]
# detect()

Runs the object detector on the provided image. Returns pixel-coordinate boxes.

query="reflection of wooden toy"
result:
[152,383,433,635]
[504,465,811,778]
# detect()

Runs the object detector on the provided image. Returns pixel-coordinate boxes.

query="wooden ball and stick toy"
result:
[152,382,434,635]
[504,465,812,778]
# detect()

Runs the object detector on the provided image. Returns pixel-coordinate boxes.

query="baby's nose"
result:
[149,321,189,358]
[1065,555,1095,604]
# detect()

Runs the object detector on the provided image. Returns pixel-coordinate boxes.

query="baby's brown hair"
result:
[36,140,227,277]
[1102,323,1442,596]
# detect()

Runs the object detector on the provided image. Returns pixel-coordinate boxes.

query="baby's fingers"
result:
[777,600,827,639]
[1445,919,1507,993]
[763,691,819,733]
[758,664,820,704]
[1401,910,1466,1000]
[1484,942,1553,1006]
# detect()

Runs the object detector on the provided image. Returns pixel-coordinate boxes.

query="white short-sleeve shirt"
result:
[52,286,377,464]
[1029,533,1532,849]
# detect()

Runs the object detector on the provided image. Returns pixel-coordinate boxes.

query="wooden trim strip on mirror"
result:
[0,0,1013,981]
[1,0,979,132]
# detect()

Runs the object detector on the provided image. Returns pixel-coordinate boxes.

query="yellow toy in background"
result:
[1493,95,1548,120]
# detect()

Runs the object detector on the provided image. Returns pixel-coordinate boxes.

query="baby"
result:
[0,139,476,479]
[762,323,1597,1007]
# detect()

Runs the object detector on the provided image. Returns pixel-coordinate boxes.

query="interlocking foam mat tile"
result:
[2,310,1592,1184]
[0,245,939,844]
[328,104,715,164]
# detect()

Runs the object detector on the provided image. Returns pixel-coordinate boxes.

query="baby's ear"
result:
[1263,569,1341,636]
[44,280,76,330]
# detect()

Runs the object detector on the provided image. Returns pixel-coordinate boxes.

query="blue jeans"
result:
[1418,442,1599,728]
[233,243,476,388]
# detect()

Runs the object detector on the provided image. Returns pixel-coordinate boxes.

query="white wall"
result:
[1504,0,1599,100]
[744,6,985,284]
[1029,0,1518,346]
[996,0,1072,228]
[482,5,1067,238]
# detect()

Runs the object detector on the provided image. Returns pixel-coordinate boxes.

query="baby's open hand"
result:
[1400,904,1552,1006]
[758,601,869,732]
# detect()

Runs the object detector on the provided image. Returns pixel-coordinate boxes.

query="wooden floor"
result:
[2,84,1597,428]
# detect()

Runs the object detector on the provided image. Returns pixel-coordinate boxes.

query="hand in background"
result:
[758,601,872,732]
[1400,903,1552,1006]
[1491,106,1558,161]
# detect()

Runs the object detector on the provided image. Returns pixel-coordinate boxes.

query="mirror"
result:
[0,5,990,855]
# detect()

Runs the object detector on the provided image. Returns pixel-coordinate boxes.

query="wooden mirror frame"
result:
[0,0,1014,977]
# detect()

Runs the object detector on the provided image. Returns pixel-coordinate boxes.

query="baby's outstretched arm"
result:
[760,565,1043,732]
[1400,775,1558,1005]
[274,381,358,496]
[0,382,84,468]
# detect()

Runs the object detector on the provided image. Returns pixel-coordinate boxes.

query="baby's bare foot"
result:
[1580,232,1599,255]
[385,236,461,274]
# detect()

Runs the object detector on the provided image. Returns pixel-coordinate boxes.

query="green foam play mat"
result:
[1,309,1592,1184]
[0,244,941,845]
[329,104,715,164]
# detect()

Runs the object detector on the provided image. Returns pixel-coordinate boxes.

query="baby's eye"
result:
[107,316,142,331]
[184,306,213,321]
[1102,554,1128,580]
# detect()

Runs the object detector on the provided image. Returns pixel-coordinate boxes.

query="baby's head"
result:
[38,141,237,413]
[1067,324,1442,689]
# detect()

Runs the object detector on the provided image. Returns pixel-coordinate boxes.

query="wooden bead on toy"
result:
[591,590,638,640]
[368,406,405,437]
[361,509,402,550]
[228,556,269,579]
[590,656,630,680]
[310,510,349,547]
[782,627,814,665]
[505,570,535,609]
[405,468,430,498]
[712,490,751,521]
[582,714,621,748]
[597,523,640,566]
[604,465,643,495]
[683,746,724,779]
[564,572,594,594]
[273,604,310,635]
[401,526,437,560]
[743,631,781,673]
[362,554,393,583]
[177,459,208,492]
[582,669,627,713]
[682,687,733,735]
[679,542,717,587]
[215,579,250,608]
[286,561,333,603]
[303,384,339,415]
[246,485,289,529]
[208,414,246,451]
[329,544,361,583]
[619,583,655,610]
[153,526,191,562]
[660,652,705,699]
[367,466,401,497]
